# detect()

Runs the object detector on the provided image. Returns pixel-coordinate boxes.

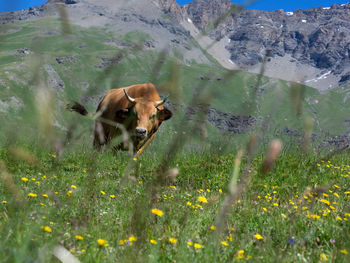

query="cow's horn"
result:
[123,89,136,104]
[155,96,168,107]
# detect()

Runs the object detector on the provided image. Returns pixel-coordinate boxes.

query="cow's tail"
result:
[66,101,89,116]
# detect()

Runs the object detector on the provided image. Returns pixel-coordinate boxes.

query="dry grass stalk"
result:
[56,3,72,35]
[261,139,283,175]
[0,161,26,206]
[8,147,40,167]
[290,82,305,117]
[214,150,244,234]
[302,116,314,153]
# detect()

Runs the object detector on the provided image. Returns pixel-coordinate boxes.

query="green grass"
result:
[1,146,350,262]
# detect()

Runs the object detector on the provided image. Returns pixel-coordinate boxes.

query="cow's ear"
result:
[160,107,172,121]
[116,108,129,120]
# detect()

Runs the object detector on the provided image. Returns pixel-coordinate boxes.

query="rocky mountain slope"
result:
[159,0,350,91]
[0,0,212,65]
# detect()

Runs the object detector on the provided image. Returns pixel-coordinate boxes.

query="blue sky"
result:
[0,0,47,12]
[177,0,350,11]
[0,0,349,12]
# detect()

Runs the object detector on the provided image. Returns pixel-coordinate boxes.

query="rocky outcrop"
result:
[184,0,233,30]
[158,0,350,89]
[182,1,350,70]
[207,108,255,133]
[153,0,185,21]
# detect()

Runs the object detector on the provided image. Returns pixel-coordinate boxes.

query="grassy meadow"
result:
[0,8,350,263]
[1,145,350,262]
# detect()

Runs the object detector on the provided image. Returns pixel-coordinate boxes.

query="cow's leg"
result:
[134,132,158,158]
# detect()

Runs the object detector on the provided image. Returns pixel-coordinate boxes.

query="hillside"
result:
[0,0,350,150]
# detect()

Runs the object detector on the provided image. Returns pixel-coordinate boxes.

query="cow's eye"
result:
[150,114,156,120]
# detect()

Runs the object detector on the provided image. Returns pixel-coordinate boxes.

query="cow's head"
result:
[117,89,172,145]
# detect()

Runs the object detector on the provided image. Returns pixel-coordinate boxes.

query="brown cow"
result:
[68,83,172,154]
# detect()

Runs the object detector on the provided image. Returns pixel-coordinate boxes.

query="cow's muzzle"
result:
[135,127,147,139]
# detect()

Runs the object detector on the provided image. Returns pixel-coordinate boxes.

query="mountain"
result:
[1,0,350,147]
[0,0,213,65]
[159,0,350,91]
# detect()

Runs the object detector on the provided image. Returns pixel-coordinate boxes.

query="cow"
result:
[68,83,172,155]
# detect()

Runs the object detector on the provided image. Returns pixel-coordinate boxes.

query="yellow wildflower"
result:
[43,226,52,233]
[236,250,245,259]
[119,240,126,245]
[311,215,320,220]
[51,154,56,158]
[273,203,279,207]
[194,243,202,249]
[340,249,348,255]
[221,241,229,246]
[187,201,192,206]
[320,253,327,261]
[100,190,106,195]
[254,234,263,240]
[187,241,193,246]
[21,177,28,182]
[197,196,207,203]
[169,237,177,244]
[42,194,48,198]
[151,208,164,217]
[97,239,108,246]
[28,193,37,197]
[150,239,157,245]
[210,225,216,230]
[110,194,115,198]
[2,201,7,204]
[129,236,137,242]
[320,199,330,205]
[75,235,84,240]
